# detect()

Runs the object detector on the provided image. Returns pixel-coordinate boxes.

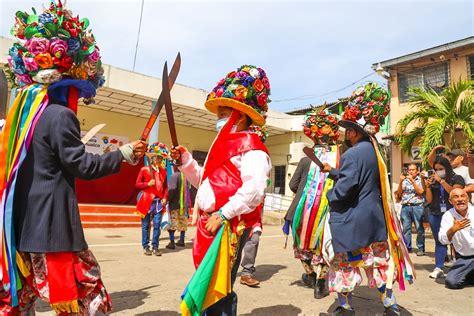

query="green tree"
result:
[396,79,474,162]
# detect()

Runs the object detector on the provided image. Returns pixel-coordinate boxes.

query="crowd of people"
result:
[395,146,474,286]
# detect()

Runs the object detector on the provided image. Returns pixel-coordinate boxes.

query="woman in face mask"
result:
[425,156,465,279]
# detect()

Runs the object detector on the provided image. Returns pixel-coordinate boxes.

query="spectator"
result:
[425,157,465,279]
[397,164,426,256]
[439,189,474,289]
[447,149,474,196]
[166,169,191,249]
[135,143,169,256]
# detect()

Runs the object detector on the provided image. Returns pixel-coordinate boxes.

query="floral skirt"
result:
[0,249,112,315]
[328,241,391,293]
[169,209,188,232]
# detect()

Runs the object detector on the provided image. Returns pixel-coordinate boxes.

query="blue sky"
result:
[1,0,473,112]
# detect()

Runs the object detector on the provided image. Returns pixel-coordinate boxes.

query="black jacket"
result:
[13,104,123,253]
[327,139,387,253]
[285,157,312,222]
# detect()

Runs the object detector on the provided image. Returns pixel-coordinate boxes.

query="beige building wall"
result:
[387,45,474,188]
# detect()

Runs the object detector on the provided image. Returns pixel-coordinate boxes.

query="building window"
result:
[274,165,286,195]
[398,62,450,103]
[468,55,474,80]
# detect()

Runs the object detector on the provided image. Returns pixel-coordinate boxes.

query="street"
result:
[33,225,474,316]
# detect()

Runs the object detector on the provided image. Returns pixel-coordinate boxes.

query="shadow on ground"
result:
[136,311,179,316]
[110,285,159,314]
[241,304,302,316]
[325,286,414,316]
[254,264,287,282]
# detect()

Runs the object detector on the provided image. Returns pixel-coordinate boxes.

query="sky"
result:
[1,0,473,112]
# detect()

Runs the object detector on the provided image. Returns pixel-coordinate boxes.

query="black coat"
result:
[285,157,311,222]
[327,139,387,253]
[13,104,123,253]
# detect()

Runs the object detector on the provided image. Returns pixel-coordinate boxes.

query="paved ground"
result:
[35,225,473,316]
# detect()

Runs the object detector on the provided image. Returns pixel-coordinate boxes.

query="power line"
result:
[132,0,145,72]
[272,72,376,103]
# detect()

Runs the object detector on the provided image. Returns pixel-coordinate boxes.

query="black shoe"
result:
[166,241,176,250]
[319,306,355,316]
[302,272,316,288]
[314,278,330,299]
[176,239,185,247]
[143,247,152,256]
[384,305,401,316]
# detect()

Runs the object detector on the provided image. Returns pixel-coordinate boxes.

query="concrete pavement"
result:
[35,225,473,316]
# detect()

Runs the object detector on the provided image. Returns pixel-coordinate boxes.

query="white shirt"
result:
[454,165,474,185]
[179,149,271,220]
[439,205,474,257]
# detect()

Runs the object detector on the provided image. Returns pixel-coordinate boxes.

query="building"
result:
[1,36,313,224]
[372,36,474,187]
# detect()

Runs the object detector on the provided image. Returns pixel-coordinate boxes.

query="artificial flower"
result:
[234,86,248,100]
[26,37,50,55]
[34,52,53,69]
[253,79,264,92]
[53,55,73,72]
[82,59,98,76]
[87,47,100,62]
[70,65,88,80]
[22,56,39,71]
[50,38,68,58]
[249,68,260,79]
[67,38,80,54]
[257,93,267,106]
[16,73,32,85]
[262,77,270,90]
[83,30,96,46]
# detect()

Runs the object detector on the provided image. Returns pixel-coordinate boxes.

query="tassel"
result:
[51,300,80,314]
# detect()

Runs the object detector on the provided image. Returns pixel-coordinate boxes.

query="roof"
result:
[285,98,349,115]
[372,36,474,70]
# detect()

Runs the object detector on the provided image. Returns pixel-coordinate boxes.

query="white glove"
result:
[119,143,139,165]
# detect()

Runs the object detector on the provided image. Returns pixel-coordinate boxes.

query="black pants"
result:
[206,228,251,316]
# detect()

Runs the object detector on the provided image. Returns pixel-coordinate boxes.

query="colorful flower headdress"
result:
[249,125,268,143]
[205,65,271,126]
[4,0,105,90]
[303,109,340,145]
[342,82,390,135]
[147,142,169,158]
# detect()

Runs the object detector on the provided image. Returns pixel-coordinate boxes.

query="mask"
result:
[436,170,446,179]
[215,117,228,132]
[344,139,352,148]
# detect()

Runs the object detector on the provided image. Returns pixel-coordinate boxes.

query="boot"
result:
[240,275,260,287]
[314,278,329,299]
[166,241,176,250]
[302,272,316,288]
[176,239,185,247]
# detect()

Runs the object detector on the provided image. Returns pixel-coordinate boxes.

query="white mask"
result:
[436,170,446,179]
[215,118,228,131]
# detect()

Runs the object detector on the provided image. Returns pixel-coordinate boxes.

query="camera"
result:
[402,167,408,176]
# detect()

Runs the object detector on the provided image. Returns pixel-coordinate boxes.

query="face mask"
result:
[436,170,446,179]
[215,117,228,132]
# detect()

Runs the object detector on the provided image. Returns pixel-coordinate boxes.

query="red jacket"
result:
[135,166,168,217]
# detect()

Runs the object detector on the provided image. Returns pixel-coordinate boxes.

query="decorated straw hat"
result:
[147,142,169,158]
[339,82,390,136]
[249,125,268,143]
[205,65,271,126]
[4,0,105,93]
[303,109,340,145]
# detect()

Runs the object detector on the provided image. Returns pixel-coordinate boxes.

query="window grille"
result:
[398,62,450,103]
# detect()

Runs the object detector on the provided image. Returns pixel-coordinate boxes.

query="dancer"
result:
[176,65,272,316]
[0,1,147,313]
[320,83,414,316]
[285,109,340,299]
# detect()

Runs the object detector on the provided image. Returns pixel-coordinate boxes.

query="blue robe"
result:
[327,139,387,253]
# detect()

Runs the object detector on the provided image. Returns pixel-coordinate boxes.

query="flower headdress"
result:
[249,125,268,143]
[147,142,169,158]
[205,65,271,126]
[5,0,105,91]
[303,109,340,145]
[341,82,390,135]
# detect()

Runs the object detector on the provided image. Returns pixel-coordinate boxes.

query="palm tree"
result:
[396,79,474,163]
